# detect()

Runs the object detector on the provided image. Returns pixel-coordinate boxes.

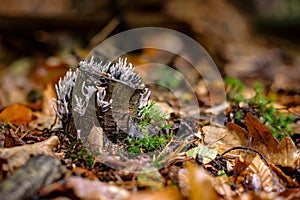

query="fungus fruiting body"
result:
[54,58,150,149]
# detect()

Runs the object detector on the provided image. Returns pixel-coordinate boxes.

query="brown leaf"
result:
[130,187,183,200]
[71,167,98,180]
[245,112,279,152]
[28,113,56,131]
[42,83,56,116]
[227,122,248,145]
[0,104,33,125]
[178,163,219,200]
[202,125,243,153]
[248,155,284,192]
[0,135,59,172]
[288,106,300,117]
[269,163,299,187]
[4,129,25,147]
[229,113,300,168]
[65,176,129,200]
[276,137,299,168]
[211,176,236,198]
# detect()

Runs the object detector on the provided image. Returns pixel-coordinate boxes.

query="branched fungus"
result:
[54,57,150,147]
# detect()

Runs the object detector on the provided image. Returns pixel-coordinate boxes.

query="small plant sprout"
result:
[225,78,296,140]
[126,101,172,154]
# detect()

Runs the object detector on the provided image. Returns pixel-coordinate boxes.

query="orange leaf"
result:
[0,104,33,125]
[130,186,183,200]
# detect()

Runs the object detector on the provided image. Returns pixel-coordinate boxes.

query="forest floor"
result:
[0,1,300,199]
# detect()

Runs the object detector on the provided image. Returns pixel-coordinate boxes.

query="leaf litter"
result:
[0,2,300,199]
[0,58,299,200]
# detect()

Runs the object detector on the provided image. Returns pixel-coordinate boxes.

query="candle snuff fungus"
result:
[53,57,151,148]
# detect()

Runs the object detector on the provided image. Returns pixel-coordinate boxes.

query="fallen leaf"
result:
[211,176,236,198]
[130,186,183,200]
[71,167,99,180]
[0,135,59,172]
[275,137,299,168]
[202,125,243,153]
[66,176,129,200]
[288,106,300,117]
[228,113,300,168]
[0,104,33,125]
[245,112,279,154]
[42,83,57,115]
[278,189,300,199]
[28,113,56,131]
[178,163,219,200]
[248,155,284,192]
[137,167,164,189]
[269,163,299,187]
[186,145,217,164]
[4,129,25,147]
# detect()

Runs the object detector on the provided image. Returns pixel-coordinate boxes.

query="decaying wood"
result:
[97,77,143,143]
[73,66,143,145]
[0,154,65,200]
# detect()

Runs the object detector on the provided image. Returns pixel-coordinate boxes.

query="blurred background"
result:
[0,0,299,107]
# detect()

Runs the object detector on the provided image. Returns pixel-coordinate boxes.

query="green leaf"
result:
[186,146,218,160]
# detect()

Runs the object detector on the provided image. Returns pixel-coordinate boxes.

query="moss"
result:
[126,101,172,154]
[226,77,296,140]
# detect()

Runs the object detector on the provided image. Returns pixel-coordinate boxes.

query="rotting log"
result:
[0,154,65,200]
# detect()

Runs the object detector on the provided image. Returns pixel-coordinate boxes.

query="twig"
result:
[221,146,269,166]
[87,17,120,50]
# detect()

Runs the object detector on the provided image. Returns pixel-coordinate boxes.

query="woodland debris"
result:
[0,154,65,200]
[0,135,59,172]
[40,176,129,200]
[0,104,33,126]
[204,113,300,169]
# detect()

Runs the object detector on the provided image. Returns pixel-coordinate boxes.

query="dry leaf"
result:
[28,113,56,130]
[130,187,182,200]
[278,189,300,199]
[4,129,25,147]
[42,83,57,116]
[71,167,98,180]
[288,106,300,117]
[275,137,299,168]
[178,163,219,200]
[245,113,279,153]
[211,176,236,198]
[269,163,299,187]
[248,155,284,192]
[202,125,243,153]
[0,136,59,172]
[186,145,217,164]
[228,113,300,168]
[227,122,249,146]
[0,104,33,125]
[65,176,129,200]
[40,176,129,200]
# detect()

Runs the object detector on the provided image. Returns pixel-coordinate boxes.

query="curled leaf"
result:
[0,136,59,172]
[248,155,284,192]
